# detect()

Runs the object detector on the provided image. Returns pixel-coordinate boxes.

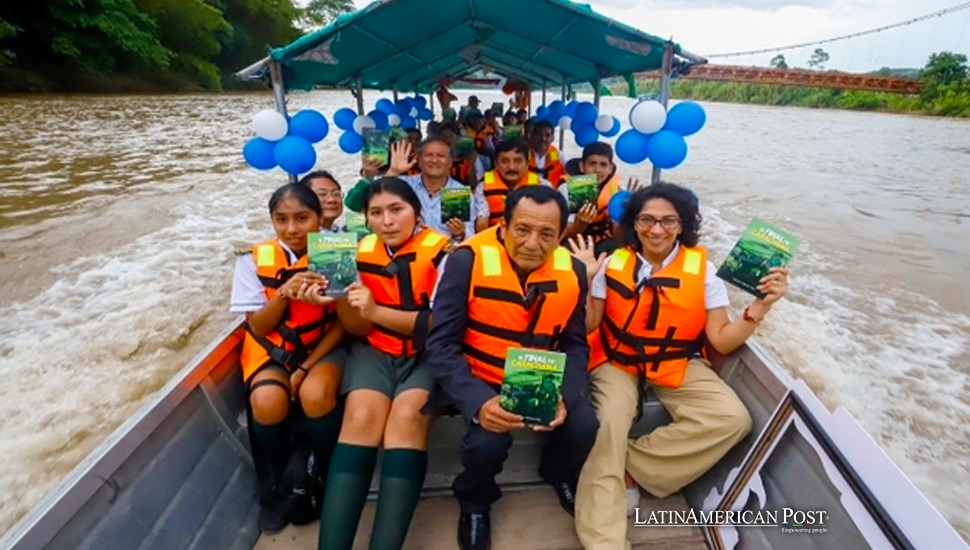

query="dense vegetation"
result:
[0,0,352,92]
[617,52,970,118]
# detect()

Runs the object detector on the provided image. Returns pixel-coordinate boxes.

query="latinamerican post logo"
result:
[633,508,828,534]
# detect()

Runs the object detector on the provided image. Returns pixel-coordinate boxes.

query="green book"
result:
[308,232,358,297]
[499,347,565,426]
[456,136,475,159]
[345,211,370,241]
[716,218,799,299]
[565,174,598,214]
[440,187,471,224]
[491,102,505,116]
[503,125,522,140]
[389,126,408,143]
[362,128,389,165]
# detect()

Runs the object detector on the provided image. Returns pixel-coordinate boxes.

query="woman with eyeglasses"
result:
[569,182,789,550]
[299,171,345,232]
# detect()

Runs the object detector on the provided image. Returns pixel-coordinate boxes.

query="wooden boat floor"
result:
[255,488,706,550]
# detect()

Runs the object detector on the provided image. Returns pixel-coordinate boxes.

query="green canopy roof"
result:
[241,0,703,92]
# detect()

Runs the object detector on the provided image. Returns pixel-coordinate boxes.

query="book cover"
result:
[362,128,389,166]
[503,125,522,140]
[716,218,800,299]
[455,136,475,159]
[344,211,370,241]
[565,174,599,214]
[389,127,408,144]
[307,232,359,297]
[440,188,471,223]
[491,102,505,116]
[499,347,565,426]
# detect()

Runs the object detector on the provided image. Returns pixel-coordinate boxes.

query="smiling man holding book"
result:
[426,185,598,550]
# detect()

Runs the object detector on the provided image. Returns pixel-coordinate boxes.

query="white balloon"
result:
[594,114,614,133]
[387,114,401,127]
[558,115,572,131]
[629,100,667,134]
[353,114,376,134]
[252,109,288,141]
[409,107,419,118]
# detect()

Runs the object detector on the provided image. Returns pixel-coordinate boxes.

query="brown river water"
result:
[0,91,968,542]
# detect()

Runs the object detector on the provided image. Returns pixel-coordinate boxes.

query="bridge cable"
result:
[705,1,970,58]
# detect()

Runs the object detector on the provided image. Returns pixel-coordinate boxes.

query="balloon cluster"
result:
[530,100,621,147]
[615,100,706,169]
[335,96,433,154]
[243,109,330,174]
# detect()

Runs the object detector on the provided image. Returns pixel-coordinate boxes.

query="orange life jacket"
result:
[406,153,421,176]
[462,227,582,385]
[582,172,622,244]
[481,170,541,227]
[239,238,337,383]
[529,146,565,188]
[588,245,707,389]
[357,229,449,357]
[450,159,470,183]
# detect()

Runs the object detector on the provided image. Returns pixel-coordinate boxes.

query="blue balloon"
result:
[418,108,433,121]
[334,108,357,131]
[646,130,688,169]
[601,117,621,138]
[375,98,396,115]
[288,110,329,143]
[368,109,389,130]
[664,102,706,136]
[395,98,413,117]
[565,100,579,117]
[243,137,277,170]
[608,190,632,223]
[412,96,427,109]
[548,100,566,119]
[615,129,651,164]
[536,105,550,120]
[573,102,598,125]
[338,131,364,154]
[274,136,316,174]
[399,115,417,129]
[573,123,599,147]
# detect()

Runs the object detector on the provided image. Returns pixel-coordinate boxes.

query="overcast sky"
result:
[349,0,970,72]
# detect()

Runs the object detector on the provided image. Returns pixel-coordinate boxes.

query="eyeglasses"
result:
[635,215,681,230]
[316,190,343,198]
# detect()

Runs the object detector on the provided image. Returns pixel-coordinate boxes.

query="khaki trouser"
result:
[575,359,752,550]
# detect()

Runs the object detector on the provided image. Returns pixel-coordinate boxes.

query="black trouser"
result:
[452,398,598,513]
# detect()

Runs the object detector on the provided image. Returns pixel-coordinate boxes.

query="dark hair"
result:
[581,142,614,163]
[502,111,517,124]
[438,122,461,136]
[406,128,422,138]
[297,170,340,189]
[419,137,453,158]
[268,183,322,217]
[516,109,527,116]
[364,177,423,222]
[533,120,555,135]
[504,185,569,233]
[494,138,529,160]
[620,182,702,250]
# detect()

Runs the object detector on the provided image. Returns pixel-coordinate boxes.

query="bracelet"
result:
[742,306,762,325]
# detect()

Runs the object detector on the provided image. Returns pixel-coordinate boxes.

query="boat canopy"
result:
[236,0,705,93]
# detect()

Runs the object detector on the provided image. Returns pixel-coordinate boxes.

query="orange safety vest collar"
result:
[461,227,582,385]
[482,170,541,227]
[529,146,564,187]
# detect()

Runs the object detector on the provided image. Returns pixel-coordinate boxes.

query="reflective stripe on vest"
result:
[482,170,541,227]
[357,229,448,357]
[588,245,707,389]
[462,227,582,385]
[239,238,336,382]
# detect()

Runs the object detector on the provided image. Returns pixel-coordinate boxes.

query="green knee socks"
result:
[303,406,343,473]
[318,443,378,550]
[369,448,428,550]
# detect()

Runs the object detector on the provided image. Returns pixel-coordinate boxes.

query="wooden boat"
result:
[4,1,967,548]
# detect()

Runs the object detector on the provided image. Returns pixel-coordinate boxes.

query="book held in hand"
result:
[503,125,522,140]
[491,102,505,116]
[440,188,471,224]
[344,211,370,241]
[308,232,359,297]
[565,174,598,214]
[716,218,799,299]
[362,128,389,166]
[499,347,565,426]
[455,136,475,159]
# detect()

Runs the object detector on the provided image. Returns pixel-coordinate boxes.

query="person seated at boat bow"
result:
[474,139,551,233]
[230,183,346,533]
[571,182,789,550]
[426,185,599,550]
[313,178,448,550]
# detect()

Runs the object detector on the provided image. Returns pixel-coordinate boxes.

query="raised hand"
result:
[568,235,606,283]
[387,140,416,176]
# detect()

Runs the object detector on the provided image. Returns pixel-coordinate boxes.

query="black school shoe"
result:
[552,481,577,516]
[457,512,491,550]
